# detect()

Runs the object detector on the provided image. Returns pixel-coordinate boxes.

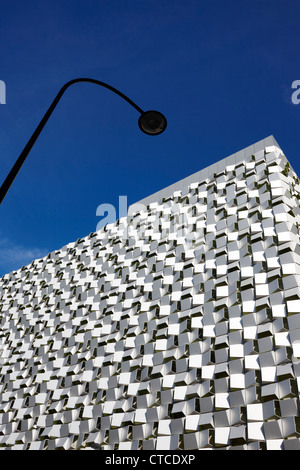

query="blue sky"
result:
[0,0,300,276]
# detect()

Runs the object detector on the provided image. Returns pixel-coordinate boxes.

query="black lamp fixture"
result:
[138,110,167,136]
[0,78,167,206]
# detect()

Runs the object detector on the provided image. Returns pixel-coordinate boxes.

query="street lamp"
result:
[0,78,167,206]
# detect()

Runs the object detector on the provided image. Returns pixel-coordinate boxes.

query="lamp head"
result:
[138,110,167,136]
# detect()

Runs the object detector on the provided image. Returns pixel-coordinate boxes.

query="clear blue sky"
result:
[0,0,300,276]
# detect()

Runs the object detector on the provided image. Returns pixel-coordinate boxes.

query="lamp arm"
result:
[0,78,144,206]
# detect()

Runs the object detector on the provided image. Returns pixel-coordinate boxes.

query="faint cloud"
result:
[0,237,48,276]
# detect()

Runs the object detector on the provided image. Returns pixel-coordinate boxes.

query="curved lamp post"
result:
[0,78,167,206]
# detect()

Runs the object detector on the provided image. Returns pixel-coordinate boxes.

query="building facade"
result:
[1,136,300,450]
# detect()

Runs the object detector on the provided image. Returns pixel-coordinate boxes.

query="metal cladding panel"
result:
[1,138,300,450]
